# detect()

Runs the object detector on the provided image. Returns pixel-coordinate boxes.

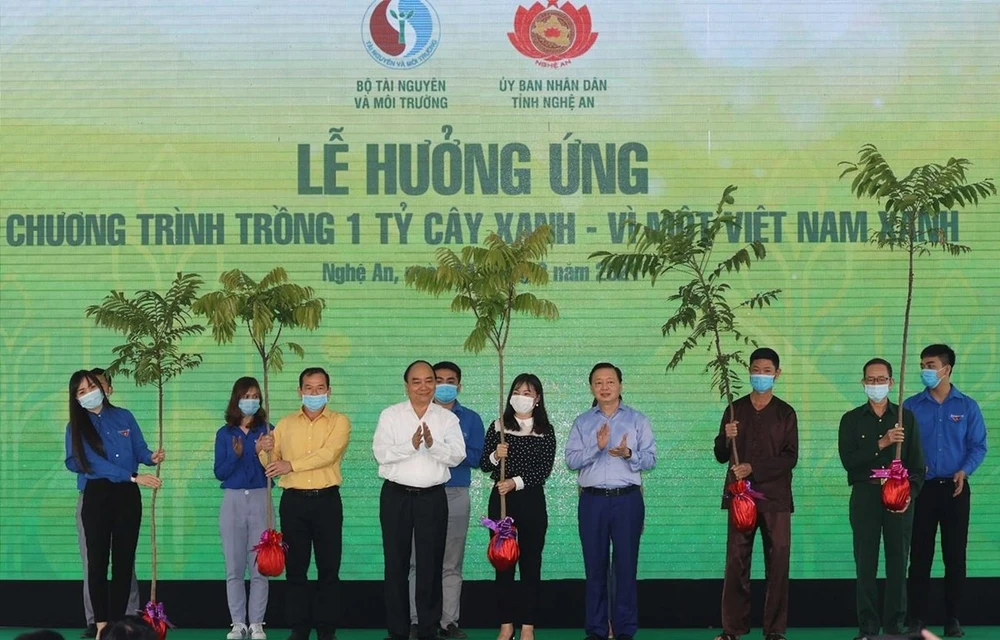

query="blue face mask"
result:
[750,374,775,393]
[302,394,328,412]
[78,388,104,410]
[239,398,261,416]
[434,383,458,404]
[921,368,943,389]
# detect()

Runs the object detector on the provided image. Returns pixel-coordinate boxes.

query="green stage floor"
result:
[1,629,997,640]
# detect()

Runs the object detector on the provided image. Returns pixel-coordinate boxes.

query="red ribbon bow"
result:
[253,529,288,552]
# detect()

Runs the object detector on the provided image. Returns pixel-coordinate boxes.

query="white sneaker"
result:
[227,623,248,640]
[249,623,267,640]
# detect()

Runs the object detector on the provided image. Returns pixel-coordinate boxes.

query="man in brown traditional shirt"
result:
[712,348,799,640]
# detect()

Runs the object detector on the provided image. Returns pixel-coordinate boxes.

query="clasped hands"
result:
[412,422,434,449]
[250,434,291,478]
[597,423,631,459]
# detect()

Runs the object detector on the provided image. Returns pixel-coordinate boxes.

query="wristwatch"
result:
[130,473,138,483]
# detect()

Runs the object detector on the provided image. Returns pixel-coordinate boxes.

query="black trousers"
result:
[279,487,343,634]
[381,481,447,640]
[488,486,548,626]
[81,479,142,624]
[908,478,971,623]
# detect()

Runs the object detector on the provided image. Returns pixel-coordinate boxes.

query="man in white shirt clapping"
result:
[374,360,467,640]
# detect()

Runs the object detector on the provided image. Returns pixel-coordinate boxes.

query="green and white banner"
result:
[1,0,997,581]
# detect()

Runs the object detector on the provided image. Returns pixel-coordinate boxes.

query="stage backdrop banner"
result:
[1,1,998,583]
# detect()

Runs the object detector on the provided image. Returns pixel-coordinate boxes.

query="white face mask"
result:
[509,395,536,415]
[865,384,890,403]
[78,388,104,410]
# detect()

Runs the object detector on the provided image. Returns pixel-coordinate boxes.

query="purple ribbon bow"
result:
[724,481,766,501]
[143,601,175,628]
[481,516,516,547]
[871,458,909,481]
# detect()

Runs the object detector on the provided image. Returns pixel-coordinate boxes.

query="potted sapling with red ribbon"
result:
[194,267,326,574]
[839,145,994,511]
[593,186,781,532]
[86,272,205,637]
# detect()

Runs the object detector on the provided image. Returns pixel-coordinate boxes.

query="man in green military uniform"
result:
[838,357,925,639]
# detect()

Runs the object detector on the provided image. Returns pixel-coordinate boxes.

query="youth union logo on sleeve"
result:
[362,0,441,69]
[508,0,599,67]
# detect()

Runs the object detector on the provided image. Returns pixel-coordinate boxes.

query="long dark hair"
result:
[225,376,267,428]
[502,373,553,435]
[68,369,110,473]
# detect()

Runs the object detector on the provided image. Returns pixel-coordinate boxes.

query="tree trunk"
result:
[712,325,740,467]
[150,378,163,602]
[262,357,274,529]
[896,224,917,460]
[497,348,507,519]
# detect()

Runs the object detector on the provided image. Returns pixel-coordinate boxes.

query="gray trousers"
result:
[78,492,141,624]
[220,488,272,625]
[410,486,470,628]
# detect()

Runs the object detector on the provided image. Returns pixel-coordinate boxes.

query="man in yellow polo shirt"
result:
[258,367,351,640]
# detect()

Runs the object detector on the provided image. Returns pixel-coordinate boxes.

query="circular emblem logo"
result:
[362,0,440,69]
[529,8,576,57]
[508,1,598,66]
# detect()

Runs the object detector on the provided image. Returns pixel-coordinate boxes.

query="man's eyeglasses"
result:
[864,377,891,385]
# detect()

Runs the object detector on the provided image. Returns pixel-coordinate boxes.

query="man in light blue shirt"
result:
[904,345,988,638]
[566,363,656,640]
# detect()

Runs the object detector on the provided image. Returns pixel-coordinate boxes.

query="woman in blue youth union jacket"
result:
[64,369,164,639]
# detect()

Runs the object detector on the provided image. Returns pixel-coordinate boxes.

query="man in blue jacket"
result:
[904,345,988,638]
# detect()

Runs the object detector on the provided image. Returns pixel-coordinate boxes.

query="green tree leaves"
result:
[839,144,994,426]
[592,186,780,418]
[405,225,559,359]
[86,272,205,389]
[192,266,325,414]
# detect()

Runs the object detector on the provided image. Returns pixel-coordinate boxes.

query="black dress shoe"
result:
[409,625,419,640]
[908,619,925,633]
[286,631,310,640]
[944,619,965,637]
[317,632,336,640]
[81,625,98,639]
[439,624,467,639]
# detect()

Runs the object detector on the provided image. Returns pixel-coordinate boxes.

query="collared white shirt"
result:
[373,400,467,488]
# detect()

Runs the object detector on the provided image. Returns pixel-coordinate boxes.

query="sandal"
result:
[714,634,739,640]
